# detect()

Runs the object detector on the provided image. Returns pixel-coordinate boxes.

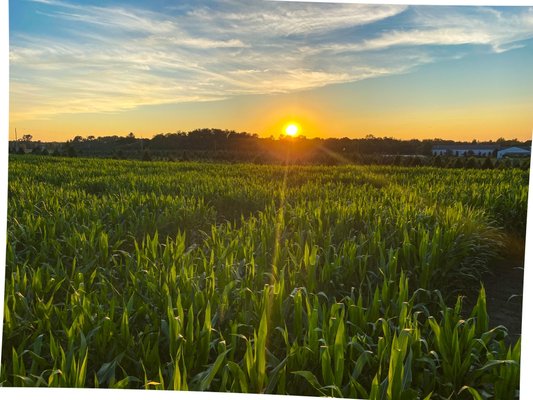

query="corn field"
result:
[1,155,528,399]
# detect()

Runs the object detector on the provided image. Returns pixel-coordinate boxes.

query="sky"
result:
[8,0,533,142]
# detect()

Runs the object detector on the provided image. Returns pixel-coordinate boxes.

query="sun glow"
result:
[285,124,299,137]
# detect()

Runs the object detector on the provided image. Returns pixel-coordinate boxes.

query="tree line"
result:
[9,128,531,169]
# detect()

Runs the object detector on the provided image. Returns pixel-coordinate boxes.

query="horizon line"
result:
[9,129,533,144]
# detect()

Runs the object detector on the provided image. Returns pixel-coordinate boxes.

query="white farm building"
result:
[497,146,531,159]
[432,144,498,157]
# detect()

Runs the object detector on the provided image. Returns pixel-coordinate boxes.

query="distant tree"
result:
[432,156,443,168]
[31,147,41,155]
[22,134,33,142]
[411,157,422,167]
[453,158,464,169]
[66,144,77,157]
[400,156,410,167]
[128,132,135,139]
[481,157,494,170]
[87,135,96,141]
[142,150,152,161]
[465,157,478,169]
[73,136,83,143]
[390,155,400,166]
[419,142,433,155]
[52,148,61,157]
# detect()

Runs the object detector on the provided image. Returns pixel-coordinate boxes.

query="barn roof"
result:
[432,144,499,151]
[498,146,530,153]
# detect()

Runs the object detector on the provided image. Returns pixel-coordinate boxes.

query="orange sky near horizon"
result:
[9,94,533,143]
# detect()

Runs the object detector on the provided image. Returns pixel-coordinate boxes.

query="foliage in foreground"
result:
[1,156,527,398]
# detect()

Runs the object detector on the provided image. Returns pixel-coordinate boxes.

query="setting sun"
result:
[285,124,299,137]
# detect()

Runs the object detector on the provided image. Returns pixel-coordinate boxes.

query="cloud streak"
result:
[10,1,533,120]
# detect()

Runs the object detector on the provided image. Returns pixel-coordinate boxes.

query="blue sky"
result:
[8,0,533,140]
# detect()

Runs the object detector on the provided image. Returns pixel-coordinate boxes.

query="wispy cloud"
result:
[10,1,533,120]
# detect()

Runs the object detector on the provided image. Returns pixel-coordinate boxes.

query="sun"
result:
[285,124,299,137]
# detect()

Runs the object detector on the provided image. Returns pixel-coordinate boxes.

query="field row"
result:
[2,156,528,398]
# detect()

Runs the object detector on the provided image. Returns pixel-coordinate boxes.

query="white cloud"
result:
[10,1,533,120]
[184,3,408,36]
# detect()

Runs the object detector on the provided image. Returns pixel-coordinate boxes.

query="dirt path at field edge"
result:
[481,234,524,344]
[483,264,523,343]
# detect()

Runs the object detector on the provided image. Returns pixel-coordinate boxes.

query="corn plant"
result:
[1,155,526,399]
